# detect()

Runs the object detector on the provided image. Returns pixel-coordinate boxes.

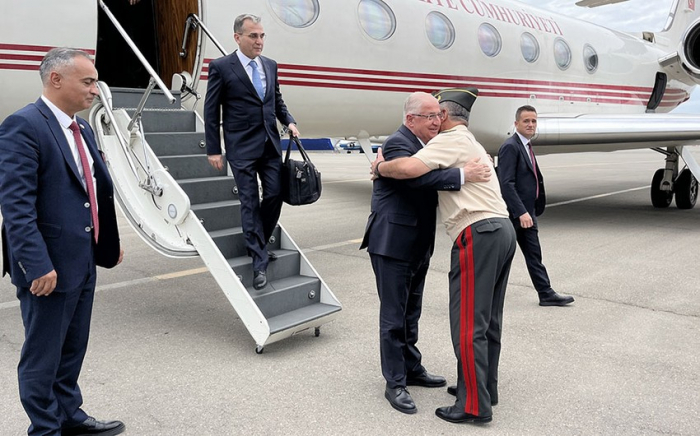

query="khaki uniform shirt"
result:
[413,125,509,241]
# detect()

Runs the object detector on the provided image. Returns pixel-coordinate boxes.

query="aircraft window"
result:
[269,0,320,28]
[478,23,501,57]
[583,44,598,73]
[520,32,539,63]
[358,0,396,41]
[554,38,572,70]
[426,12,455,50]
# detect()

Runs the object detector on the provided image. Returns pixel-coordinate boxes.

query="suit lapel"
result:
[78,118,112,191]
[261,56,273,101]
[229,51,260,100]
[515,135,535,173]
[35,99,83,185]
[398,125,422,153]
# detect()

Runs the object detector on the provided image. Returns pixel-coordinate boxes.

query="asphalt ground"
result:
[1,148,699,435]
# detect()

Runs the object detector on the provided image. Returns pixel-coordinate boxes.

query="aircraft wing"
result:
[533,113,700,153]
[575,0,629,7]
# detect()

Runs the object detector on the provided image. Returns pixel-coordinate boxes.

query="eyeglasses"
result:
[237,32,266,40]
[410,112,444,121]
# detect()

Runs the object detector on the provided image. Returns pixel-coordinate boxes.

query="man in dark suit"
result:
[0,48,124,436]
[361,92,491,414]
[497,105,574,306]
[204,14,298,290]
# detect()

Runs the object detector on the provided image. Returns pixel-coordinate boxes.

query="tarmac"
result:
[1,148,699,435]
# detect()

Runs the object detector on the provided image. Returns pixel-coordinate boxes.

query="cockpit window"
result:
[358,0,396,41]
[269,0,319,28]
[583,44,598,73]
[554,38,572,70]
[478,23,501,57]
[520,32,539,63]
[426,12,455,50]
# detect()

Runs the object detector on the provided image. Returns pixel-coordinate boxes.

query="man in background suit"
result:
[497,105,574,306]
[0,48,124,436]
[205,14,299,290]
[361,92,492,414]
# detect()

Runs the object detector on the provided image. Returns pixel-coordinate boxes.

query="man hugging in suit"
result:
[361,92,491,414]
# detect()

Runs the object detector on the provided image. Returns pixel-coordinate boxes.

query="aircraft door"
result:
[95,0,200,90]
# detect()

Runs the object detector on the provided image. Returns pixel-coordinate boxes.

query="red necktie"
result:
[69,121,99,243]
[527,141,539,199]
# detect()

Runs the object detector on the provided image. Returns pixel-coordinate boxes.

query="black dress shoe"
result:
[385,386,417,414]
[253,270,267,289]
[446,385,498,405]
[539,290,575,306]
[62,416,125,436]
[435,405,491,424]
[268,250,278,261]
[407,371,446,388]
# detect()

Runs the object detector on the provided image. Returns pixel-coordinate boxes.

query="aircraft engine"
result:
[679,18,700,81]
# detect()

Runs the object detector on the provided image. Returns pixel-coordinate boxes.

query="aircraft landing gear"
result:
[675,169,698,209]
[651,148,698,210]
[650,168,673,208]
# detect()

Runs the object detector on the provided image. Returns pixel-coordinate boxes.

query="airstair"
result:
[89,85,341,353]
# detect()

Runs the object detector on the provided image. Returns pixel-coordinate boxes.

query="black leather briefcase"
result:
[281,137,322,205]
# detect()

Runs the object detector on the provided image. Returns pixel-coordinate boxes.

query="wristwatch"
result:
[373,161,383,178]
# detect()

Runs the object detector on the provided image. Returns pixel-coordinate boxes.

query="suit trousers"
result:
[229,140,283,272]
[370,252,430,388]
[511,218,552,293]
[449,218,515,418]
[17,267,96,436]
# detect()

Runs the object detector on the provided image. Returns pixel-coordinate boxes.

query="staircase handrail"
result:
[180,13,228,59]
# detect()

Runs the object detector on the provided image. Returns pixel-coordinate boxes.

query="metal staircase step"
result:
[146,132,207,157]
[248,274,320,319]
[126,110,196,132]
[110,87,182,109]
[209,226,282,260]
[191,200,241,231]
[267,303,342,335]
[227,249,298,287]
[178,176,238,205]
[160,154,226,179]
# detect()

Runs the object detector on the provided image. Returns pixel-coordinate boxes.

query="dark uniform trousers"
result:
[449,217,516,418]
[512,218,551,293]
[17,260,96,435]
[370,251,430,388]
[229,139,282,272]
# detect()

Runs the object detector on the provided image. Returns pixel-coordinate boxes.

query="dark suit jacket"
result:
[0,99,120,292]
[204,51,295,160]
[497,134,546,218]
[360,125,461,262]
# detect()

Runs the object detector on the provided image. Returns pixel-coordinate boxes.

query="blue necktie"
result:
[249,60,264,100]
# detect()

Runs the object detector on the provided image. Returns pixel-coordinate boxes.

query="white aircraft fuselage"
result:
[1,0,699,156]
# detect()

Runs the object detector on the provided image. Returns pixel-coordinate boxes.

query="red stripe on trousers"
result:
[458,227,479,416]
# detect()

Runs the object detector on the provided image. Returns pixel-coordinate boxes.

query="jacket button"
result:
[84,202,90,208]
[85,226,92,232]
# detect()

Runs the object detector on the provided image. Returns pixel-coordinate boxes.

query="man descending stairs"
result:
[92,87,341,353]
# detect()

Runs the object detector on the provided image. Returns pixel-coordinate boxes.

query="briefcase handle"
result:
[285,135,312,164]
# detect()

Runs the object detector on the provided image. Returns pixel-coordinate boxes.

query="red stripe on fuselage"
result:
[0,43,95,55]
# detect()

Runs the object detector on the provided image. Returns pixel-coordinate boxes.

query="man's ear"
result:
[49,71,62,89]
